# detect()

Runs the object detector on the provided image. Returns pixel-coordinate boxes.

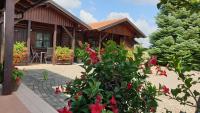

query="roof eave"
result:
[47,0,91,30]
[91,18,146,38]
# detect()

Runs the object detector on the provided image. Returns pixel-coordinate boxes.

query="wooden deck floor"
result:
[0,84,58,113]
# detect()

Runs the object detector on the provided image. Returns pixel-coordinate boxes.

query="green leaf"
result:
[185,78,193,88]
[193,90,200,97]
[171,88,181,97]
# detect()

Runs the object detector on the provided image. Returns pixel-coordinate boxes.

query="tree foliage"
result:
[149,0,200,70]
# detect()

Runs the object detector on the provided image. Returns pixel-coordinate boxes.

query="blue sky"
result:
[53,0,159,47]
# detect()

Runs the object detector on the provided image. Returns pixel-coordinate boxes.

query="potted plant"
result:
[12,67,24,91]
[75,48,85,63]
[55,46,74,64]
[13,42,28,65]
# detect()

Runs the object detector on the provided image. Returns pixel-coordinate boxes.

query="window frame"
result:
[35,32,51,48]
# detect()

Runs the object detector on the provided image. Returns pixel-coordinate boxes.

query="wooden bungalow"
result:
[84,18,146,50]
[13,1,90,64]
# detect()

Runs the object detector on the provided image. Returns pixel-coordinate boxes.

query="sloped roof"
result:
[45,1,91,29]
[90,18,146,37]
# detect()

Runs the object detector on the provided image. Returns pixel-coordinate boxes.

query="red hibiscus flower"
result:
[110,96,118,113]
[110,96,117,105]
[162,85,170,95]
[89,102,105,113]
[55,87,61,94]
[96,95,102,103]
[57,107,72,113]
[159,70,167,77]
[127,83,132,90]
[149,56,157,66]
[86,47,100,64]
[150,107,156,112]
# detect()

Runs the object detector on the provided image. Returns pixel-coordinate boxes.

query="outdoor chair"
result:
[30,46,40,63]
[44,47,53,64]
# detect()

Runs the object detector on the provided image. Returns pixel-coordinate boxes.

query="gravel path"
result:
[18,64,200,113]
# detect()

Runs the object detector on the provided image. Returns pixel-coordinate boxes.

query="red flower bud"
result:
[162,85,170,95]
[150,107,156,112]
[55,87,61,94]
[127,83,132,90]
[159,70,167,77]
[110,96,117,105]
[149,56,157,66]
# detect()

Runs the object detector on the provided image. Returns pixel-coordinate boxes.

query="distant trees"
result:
[149,0,200,70]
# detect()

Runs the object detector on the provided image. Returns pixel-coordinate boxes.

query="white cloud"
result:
[80,10,98,23]
[134,19,157,35]
[53,0,81,9]
[107,12,157,48]
[107,12,134,22]
[131,0,159,5]
[135,38,152,48]
[107,12,157,35]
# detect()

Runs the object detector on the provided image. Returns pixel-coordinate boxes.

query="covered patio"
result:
[13,1,90,65]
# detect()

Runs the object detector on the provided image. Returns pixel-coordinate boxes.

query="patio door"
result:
[35,32,51,48]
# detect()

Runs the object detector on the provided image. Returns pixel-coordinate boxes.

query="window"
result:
[35,32,51,48]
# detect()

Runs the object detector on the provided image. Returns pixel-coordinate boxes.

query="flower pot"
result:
[12,79,21,91]
[77,58,82,63]
[56,59,67,64]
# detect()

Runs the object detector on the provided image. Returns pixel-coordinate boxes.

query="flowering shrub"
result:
[148,55,200,112]
[167,57,200,112]
[57,41,165,113]
[13,42,28,64]
[56,47,73,60]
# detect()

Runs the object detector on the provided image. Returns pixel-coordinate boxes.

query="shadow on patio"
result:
[22,69,73,109]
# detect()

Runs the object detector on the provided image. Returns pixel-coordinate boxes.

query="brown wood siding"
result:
[104,24,134,37]
[14,27,27,44]
[23,6,75,27]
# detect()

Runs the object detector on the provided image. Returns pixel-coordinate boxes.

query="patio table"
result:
[40,52,46,63]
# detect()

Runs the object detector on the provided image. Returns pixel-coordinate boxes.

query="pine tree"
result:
[149,0,200,70]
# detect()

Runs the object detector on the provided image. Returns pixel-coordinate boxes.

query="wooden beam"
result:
[72,28,75,52]
[98,32,102,56]
[52,25,57,65]
[17,2,30,9]
[27,20,31,63]
[62,26,73,39]
[25,0,34,5]
[0,14,4,63]
[100,33,109,42]
[3,0,15,95]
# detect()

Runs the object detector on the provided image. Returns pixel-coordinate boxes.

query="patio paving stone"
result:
[22,68,72,109]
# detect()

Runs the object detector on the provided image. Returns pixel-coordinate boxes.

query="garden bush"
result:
[56,41,167,113]
[13,42,28,64]
[56,46,72,60]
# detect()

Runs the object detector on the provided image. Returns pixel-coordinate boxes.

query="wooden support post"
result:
[27,20,31,63]
[98,33,102,56]
[72,28,75,52]
[3,0,15,95]
[52,25,57,65]
[0,22,4,64]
